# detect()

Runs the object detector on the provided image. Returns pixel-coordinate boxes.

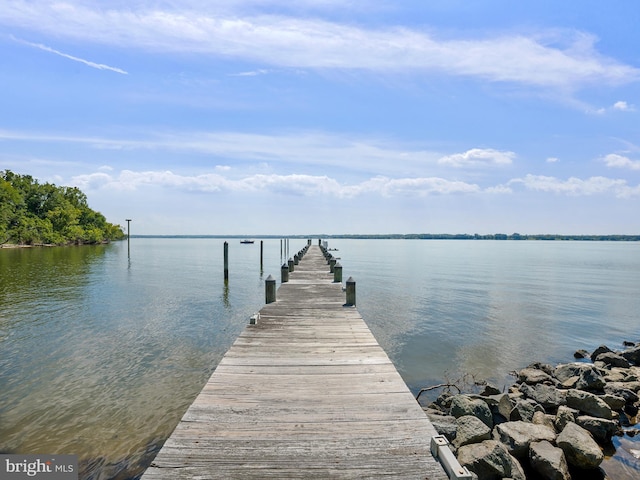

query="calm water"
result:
[1,239,639,479]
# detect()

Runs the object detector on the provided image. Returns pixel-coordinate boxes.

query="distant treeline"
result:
[132,234,640,241]
[320,233,640,241]
[1,170,125,246]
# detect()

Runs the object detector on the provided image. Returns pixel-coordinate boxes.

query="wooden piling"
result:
[346,276,356,306]
[334,262,342,283]
[281,263,289,283]
[265,274,276,304]
[223,241,229,281]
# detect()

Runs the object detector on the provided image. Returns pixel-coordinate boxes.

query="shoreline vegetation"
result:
[1,170,125,247]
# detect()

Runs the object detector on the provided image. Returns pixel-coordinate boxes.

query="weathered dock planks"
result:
[141,245,446,479]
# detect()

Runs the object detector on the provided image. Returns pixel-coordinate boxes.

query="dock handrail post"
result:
[329,257,336,273]
[265,275,276,304]
[223,241,229,281]
[345,276,356,306]
[333,262,342,283]
[288,258,294,272]
[281,263,289,283]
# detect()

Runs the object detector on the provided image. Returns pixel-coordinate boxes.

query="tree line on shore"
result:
[1,170,125,246]
[316,233,640,241]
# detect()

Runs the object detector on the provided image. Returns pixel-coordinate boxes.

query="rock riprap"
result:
[423,341,640,479]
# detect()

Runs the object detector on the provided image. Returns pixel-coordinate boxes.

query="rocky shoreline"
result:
[422,341,640,479]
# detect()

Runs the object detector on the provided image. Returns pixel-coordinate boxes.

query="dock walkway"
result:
[142,245,446,479]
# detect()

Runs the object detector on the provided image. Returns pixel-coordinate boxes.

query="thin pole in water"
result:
[126,219,131,258]
[224,241,229,281]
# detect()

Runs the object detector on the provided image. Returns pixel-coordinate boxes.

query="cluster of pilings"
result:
[265,239,355,307]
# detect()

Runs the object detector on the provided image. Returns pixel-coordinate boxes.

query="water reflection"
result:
[1,239,291,480]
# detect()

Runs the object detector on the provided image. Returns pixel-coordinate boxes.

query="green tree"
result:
[1,170,124,245]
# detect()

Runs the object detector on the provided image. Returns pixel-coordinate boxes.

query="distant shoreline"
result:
[127,234,640,241]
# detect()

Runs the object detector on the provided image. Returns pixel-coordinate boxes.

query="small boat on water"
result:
[240,239,255,244]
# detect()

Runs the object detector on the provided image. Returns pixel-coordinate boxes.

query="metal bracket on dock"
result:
[249,313,260,325]
[430,435,472,480]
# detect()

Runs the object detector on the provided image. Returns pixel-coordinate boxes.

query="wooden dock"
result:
[141,245,447,479]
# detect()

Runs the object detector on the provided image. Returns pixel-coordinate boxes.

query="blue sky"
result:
[1,1,639,235]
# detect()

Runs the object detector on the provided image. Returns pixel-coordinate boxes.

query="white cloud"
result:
[510,174,638,197]
[1,2,638,89]
[0,128,442,177]
[613,100,635,111]
[11,36,128,74]
[71,169,481,198]
[603,153,640,170]
[73,167,640,200]
[438,148,515,167]
[546,157,559,163]
[229,69,272,77]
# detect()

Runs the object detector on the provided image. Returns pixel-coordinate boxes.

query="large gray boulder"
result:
[457,440,525,480]
[622,345,640,364]
[554,405,578,432]
[575,366,606,391]
[565,389,613,419]
[450,395,493,428]
[427,413,457,443]
[576,415,620,443]
[497,394,514,420]
[554,363,592,383]
[509,398,543,422]
[600,393,626,411]
[520,383,567,411]
[453,415,491,449]
[518,367,554,385]
[556,422,604,469]
[603,382,640,404]
[529,440,571,480]
[596,351,630,368]
[590,345,613,362]
[492,421,556,458]
[532,411,557,432]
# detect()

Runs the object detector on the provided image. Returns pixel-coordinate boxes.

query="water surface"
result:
[1,238,639,478]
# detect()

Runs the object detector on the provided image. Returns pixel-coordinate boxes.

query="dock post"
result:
[281,263,289,283]
[333,262,342,283]
[265,275,276,304]
[288,258,294,272]
[294,254,299,265]
[224,241,229,281]
[126,219,132,258]
[329,257,336,273]
[260,240,264,266]
[345,276,356,306]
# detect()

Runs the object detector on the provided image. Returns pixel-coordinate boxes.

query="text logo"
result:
[1,455,77,480]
